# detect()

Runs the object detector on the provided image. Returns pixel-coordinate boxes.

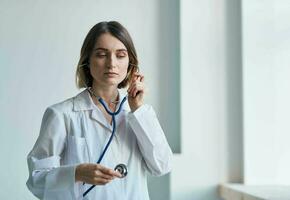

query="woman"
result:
[26,21,172,200]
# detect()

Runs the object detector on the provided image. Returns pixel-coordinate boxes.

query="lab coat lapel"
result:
[73,89,112,130]
[91,109,112,131]
[91,103,128,133]
[113,90,131,134]
[73,89,130,133]
[91,99,130,134]
[114,109,126,128]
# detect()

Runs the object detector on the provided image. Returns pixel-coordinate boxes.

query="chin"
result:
[106,81,121,87]
[103,77,124,87]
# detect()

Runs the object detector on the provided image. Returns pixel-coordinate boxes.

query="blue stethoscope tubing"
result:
[82,94,127,197]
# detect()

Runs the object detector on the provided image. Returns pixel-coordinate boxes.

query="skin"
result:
[75,33,146,185]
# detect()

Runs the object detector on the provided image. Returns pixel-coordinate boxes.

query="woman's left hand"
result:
[127,72,145,112]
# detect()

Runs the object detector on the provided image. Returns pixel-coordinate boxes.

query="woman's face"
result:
[89,33,129,88]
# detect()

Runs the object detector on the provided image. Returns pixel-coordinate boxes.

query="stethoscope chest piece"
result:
[114,163,128,178]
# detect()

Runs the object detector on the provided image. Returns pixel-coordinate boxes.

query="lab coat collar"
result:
[73,89,95,111]
[73,89,130,112]
[73,89,130,132]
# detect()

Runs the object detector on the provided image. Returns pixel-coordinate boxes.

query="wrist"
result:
[130,104,143,112]
[75,165,82,182]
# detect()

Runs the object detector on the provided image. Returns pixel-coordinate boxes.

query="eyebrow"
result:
[94,48,127,52]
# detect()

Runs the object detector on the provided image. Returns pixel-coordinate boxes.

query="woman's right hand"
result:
[75,163,122,185]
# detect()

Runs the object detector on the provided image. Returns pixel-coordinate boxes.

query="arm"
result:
[127,104,173,176]
[26,107,79,199]
[127,73,173,176]
[27,107,122,199]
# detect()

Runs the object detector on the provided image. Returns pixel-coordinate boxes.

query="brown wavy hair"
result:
[76,21,139,89]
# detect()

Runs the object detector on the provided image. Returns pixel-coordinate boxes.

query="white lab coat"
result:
[26,89,173,200]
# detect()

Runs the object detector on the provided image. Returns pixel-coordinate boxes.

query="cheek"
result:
[120,65,129,78]
[89,60,104,75]
[118,59,129,76]
[89,65,100,79]
[91,59,104,69]
[89,67,95,79]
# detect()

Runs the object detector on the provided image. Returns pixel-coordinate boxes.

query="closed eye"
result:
[96,53,107,58]
[117,54,126,58]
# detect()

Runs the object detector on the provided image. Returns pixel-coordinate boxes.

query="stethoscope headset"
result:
[77,62,138,197]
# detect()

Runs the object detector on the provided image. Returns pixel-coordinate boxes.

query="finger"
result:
[133,85,144,97]
[133,72,143,81]
[98,166,122,178]
[92,177,111,185]
[129,74,142,87]
[94,170,115,180]
[130,85,135,97]
[94,164,106,171]
[127,85,133,94]
[140,75,144,82]
[136,74,141,81]
[95,164,115,177]
[107,169,122,178]
[135,75,139,81]
[132,73,139,82]
[128,76,142,97]
[131,85,140,97]
[82,176,110,185]
[135,88,144,98]
[128,82,135,97]
[133,88,138,98]
[127,79,137,93]
[129,82,140,97]
[128,89,133,97]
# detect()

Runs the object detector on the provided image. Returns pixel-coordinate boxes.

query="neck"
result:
[91,82,119,104]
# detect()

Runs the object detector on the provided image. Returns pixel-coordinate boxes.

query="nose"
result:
[106,54,117,69]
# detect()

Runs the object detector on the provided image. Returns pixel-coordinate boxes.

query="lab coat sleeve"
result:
[127,104,173,176]
[26,107,82,200]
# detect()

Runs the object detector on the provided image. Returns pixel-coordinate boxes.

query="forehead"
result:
[94,33,127,51]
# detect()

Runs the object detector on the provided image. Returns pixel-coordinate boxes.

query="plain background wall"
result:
[243,0,290,185]
[0,0,245,200]
[171,0,243,199]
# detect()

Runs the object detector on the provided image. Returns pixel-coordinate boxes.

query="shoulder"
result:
[48,97,74,114]
[46,90,87,115]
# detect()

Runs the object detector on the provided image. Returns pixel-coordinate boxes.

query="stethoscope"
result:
[82,87,128,197]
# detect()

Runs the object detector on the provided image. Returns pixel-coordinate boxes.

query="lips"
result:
[104,72,118,76]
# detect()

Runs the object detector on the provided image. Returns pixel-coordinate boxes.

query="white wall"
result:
[171,0,243,199]
[243,0,290,185]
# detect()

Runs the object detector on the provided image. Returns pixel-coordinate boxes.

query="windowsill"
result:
[219,183,290,200]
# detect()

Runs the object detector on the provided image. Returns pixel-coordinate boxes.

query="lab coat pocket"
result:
[67,135,89,164]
